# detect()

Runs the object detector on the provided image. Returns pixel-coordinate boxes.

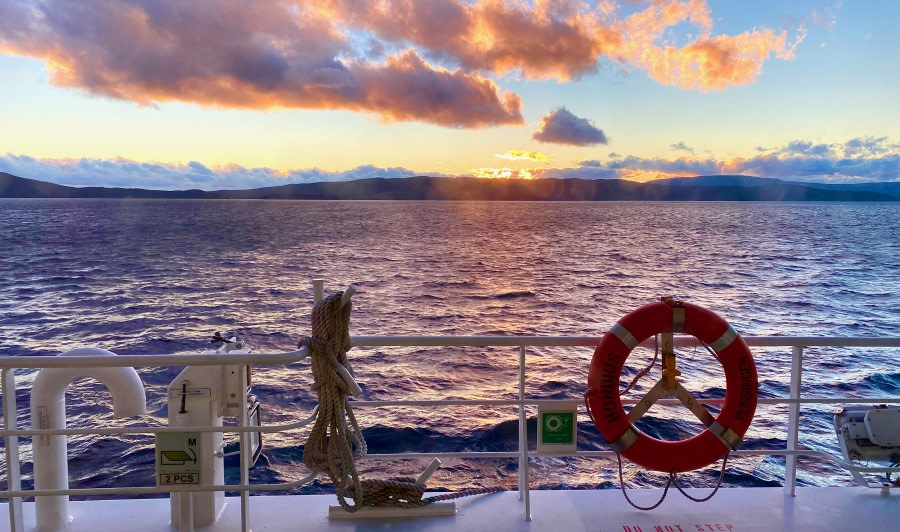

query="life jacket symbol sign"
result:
[538,405,578,452]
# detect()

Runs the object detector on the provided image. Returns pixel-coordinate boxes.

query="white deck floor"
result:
[3,487,898,531]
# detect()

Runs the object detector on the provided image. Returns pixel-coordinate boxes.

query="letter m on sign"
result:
[188,438,197,447]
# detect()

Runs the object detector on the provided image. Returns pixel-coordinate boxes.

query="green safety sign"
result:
[538,406,578,452]
[541,412,575,444]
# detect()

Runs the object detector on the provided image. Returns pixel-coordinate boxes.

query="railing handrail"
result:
[351,335,900,347]
[0,347,309,369]
[1,335,897,369]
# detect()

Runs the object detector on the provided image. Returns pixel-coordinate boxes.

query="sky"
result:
[0,0,898,190]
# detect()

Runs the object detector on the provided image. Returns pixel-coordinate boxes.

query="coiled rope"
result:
[299,291,501,512]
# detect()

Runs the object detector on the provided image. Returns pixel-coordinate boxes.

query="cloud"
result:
[325,0,803,90]
[725,153,898,183]
[843,136,891,156]
[0,0,521,128]
[0,154,424,190]
[784,140,830,155]
[3,136,896,190]
[495,150,550,163]
[730,136,899,181]
[536,137,899,182]
[322,0,617,81]
[670,142,695,154]
[609,0,805,91]
[350,51,522,127]
[533,107,608,146]
[810,1,843,30]
[0,0,808,128]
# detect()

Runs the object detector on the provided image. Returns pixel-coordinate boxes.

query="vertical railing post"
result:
[785,345,803,496]
[2,369,25,532]
[239,365,251,532]
[518,346,531,520]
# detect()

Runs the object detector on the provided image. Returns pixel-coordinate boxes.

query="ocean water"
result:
[1,199,898,496]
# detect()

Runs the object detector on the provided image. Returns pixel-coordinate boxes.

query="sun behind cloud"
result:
[470,167,536,179]
[495,150,550,163]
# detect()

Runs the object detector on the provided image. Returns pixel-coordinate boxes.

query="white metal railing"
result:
[2,335,899,532]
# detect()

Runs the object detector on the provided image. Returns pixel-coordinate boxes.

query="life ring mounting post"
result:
[659,298,684,389]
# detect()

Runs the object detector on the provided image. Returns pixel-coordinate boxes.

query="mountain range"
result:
[2,172,898,202]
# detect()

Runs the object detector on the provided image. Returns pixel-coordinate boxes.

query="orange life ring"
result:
[586,301,758,473]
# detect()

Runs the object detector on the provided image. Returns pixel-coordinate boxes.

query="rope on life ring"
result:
[585,299,758,477]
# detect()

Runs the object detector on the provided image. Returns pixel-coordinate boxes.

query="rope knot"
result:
[299,288,504,512]
[297,335,324,352]
[301,291,367,512]
[360,477,427,507]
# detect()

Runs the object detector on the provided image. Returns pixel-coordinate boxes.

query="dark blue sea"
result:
[1,199,898,495]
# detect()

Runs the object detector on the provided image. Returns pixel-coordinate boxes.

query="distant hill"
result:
[1,171,897,202]
[655,174,900,199]
[788,181,900,199]
[0,172,207,199]
[653,175,785,187]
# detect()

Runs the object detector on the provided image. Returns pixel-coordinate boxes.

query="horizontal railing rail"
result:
[3,395,899,440]
[0,347,310,369]
[3,335,898,369]
[2,335,899,532]
[351,335,900,347]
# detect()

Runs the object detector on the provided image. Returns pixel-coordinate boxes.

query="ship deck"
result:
[4,486,898,531]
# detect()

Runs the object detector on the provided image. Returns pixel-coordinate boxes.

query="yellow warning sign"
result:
[155,432,201,486]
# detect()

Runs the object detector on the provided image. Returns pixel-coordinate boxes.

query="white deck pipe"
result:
[30,348,147,531]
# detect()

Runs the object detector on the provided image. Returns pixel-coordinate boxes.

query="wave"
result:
[474,290,536,300]
[423,280,476,288]
[862,372,900,393]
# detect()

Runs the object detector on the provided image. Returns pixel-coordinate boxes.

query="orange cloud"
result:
[321,0,618,81]
[612,0,803,90]
[0,0,521,128]
[0,0,807,126]
[324,0,803,90]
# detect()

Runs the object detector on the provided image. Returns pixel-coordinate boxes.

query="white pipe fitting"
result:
[340,284,357,308]
[30,348,147,531]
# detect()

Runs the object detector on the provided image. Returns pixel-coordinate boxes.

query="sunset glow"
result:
[617,169,697,183]
[495,150,551,163]
[470,167,537,180]
[0,1,897,189]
